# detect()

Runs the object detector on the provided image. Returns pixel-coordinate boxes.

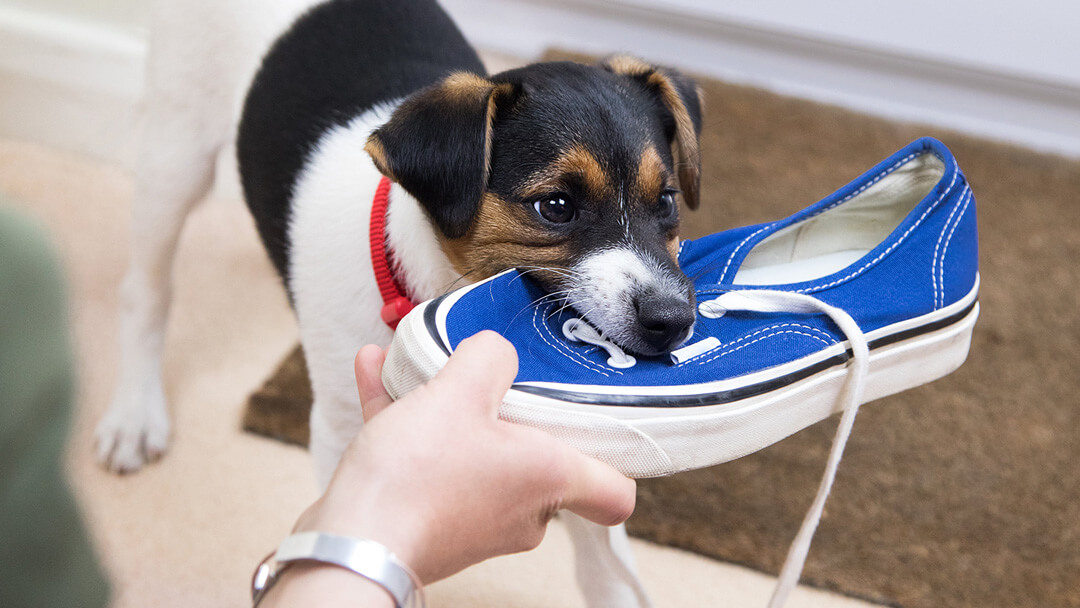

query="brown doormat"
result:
[242,53,1080,608]
[242,344,311,448]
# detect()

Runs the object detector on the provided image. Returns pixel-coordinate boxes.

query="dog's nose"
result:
[634,293,695,353]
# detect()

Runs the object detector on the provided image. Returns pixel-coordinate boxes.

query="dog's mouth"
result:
[533,247,696,357]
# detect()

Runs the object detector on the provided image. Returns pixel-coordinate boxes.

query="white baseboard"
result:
[3,0,1079,167]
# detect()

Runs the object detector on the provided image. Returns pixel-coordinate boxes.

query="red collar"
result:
[370,176,416,329]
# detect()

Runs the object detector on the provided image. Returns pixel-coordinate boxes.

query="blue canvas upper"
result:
[435,137,979,395]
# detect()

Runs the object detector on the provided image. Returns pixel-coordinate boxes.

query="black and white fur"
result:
[96,1,704,606]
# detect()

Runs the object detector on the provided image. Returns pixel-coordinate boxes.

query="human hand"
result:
[293,330,637,584]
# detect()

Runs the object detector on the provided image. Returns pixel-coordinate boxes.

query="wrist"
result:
[258,562,396,608]
[294,490,430,581]
[252,532,425,608]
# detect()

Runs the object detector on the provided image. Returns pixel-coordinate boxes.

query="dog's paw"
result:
[94,387,171,474]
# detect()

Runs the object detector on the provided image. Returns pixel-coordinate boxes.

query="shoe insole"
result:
[734,249,867,285]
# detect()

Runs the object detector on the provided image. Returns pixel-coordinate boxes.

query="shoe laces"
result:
[560,290,867,605]
[700,290,869,608]
[562,318,637,368]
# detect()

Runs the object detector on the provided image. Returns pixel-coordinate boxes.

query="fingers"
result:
[354,345,393,421]
[431,332,632,525]
[430,331,518,417]
[559,447,637,527]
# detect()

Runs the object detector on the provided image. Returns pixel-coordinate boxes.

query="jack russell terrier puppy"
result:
[96,0,703,605]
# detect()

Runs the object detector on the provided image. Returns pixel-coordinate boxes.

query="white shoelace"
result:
[699,290,869,608]
[564,290,870,607]
[563,318,637,368]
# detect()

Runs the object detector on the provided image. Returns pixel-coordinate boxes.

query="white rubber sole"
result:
[383,279,980,478]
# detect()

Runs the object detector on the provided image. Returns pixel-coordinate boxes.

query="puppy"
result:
[96,0,703,606]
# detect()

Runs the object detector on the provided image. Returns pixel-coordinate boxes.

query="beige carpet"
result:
[0,138,885,608]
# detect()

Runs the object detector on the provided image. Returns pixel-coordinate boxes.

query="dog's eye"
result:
[658,190,679,217]
[533,195,576,224]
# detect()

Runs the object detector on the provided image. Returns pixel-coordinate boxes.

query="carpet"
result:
[242,54,1080,608]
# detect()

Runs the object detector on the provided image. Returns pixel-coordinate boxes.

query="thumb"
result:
[560,447,637,527]
[429,331,518,418]
[354,345,393,421]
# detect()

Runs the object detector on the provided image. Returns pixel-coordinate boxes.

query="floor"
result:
[0,135,885,608]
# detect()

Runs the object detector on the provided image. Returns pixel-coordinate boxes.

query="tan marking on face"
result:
[519,144,613,203]
[667,236,681,263]
[440,193,576,286]
[636,146,667,204]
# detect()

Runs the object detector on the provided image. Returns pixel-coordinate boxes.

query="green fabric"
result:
[0,203,109,607]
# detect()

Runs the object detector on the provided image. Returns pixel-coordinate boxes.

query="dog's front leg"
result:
[564,513,654,608]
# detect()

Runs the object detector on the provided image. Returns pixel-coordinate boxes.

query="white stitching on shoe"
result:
[810,151,922,217]
[720,152,924,286]
[932,185,971,309]
[937,188,973,309]
[720,225,772,283]
[694,329,835,365]
[795,166,961,294]
[676,323,837,367]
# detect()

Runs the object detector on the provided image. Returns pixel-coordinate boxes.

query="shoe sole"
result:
[383,277,980,478]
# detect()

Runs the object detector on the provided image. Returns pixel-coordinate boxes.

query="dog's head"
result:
[366,56,703,355]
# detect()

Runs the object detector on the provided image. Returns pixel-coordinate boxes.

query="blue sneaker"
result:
[384,137,978,605]
[384,136,978,476]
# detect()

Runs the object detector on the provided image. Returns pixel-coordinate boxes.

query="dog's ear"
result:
[366,72,515,238]
[603,56,704,210]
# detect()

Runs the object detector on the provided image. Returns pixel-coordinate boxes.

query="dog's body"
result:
[97,1,703,605]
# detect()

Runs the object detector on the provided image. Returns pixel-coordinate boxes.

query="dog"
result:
[95,0,703,605]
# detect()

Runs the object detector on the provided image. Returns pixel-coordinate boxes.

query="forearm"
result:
[258,563,395,608]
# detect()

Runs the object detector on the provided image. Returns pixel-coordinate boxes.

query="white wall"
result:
[440,0,1080,158]
[613,0,1079,88]
[1,0,1078,164]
